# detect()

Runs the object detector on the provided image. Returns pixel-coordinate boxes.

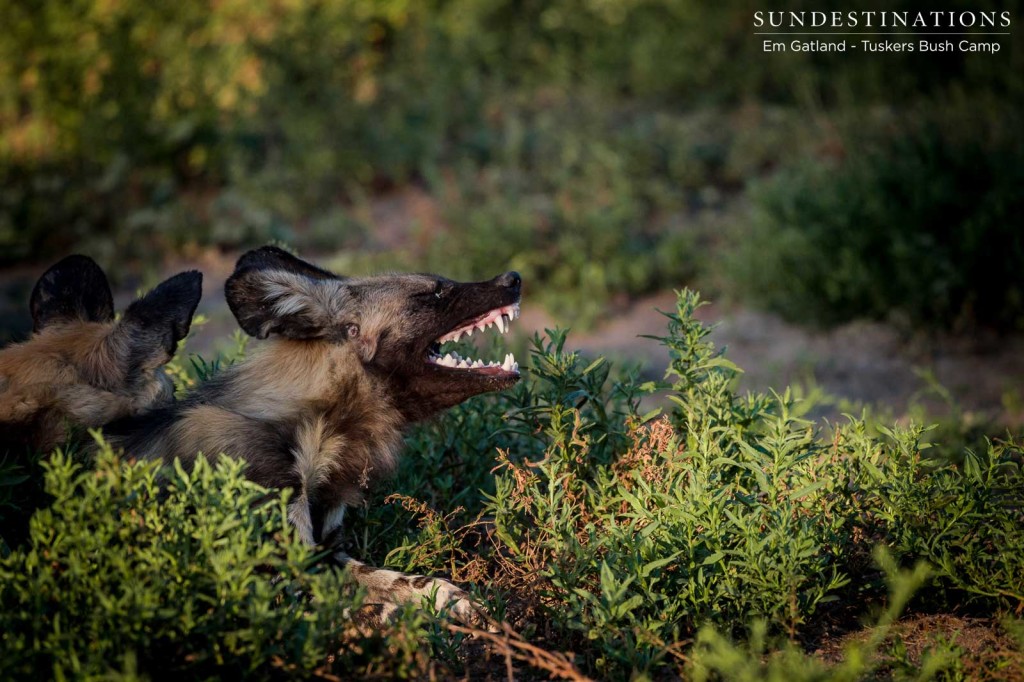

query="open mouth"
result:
[426,303,520,374]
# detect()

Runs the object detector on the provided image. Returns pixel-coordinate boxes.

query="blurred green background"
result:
[1,0,1022,413]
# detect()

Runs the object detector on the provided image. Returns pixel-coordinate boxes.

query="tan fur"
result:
[219,341,342,420]
[165,405,252,465]
[293,417,346,492]
[130,339,404,503]
[0,321,170,451]
[2,258,200,454]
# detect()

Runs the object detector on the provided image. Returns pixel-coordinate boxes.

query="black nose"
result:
[497,271,521,292]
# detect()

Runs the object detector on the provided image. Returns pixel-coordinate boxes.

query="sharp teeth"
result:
[496,316,506,333]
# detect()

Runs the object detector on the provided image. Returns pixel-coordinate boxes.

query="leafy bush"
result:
[3,290,1023,680]
[0,442,451,681]
[732,117,1024,330]
[362,290,1024,678]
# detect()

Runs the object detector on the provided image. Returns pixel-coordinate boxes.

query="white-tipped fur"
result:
[293,417,346,490]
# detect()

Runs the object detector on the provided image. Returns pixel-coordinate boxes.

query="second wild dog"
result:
[0,255,202,455]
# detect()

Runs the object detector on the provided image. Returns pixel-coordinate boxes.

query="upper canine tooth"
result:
[496,316,506,333]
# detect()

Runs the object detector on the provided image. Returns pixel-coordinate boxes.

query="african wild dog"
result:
[0,255,203,455]
[107,246,522,625]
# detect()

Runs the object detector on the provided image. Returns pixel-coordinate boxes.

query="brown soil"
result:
[519,290,1024,425]
[813,614,1024,682]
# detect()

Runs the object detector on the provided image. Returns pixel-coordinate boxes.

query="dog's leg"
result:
[330,551,489,629]
[288,424,492,630]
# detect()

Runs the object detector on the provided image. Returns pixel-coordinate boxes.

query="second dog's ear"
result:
[30,255,115,333]
[120,271,203,368]
[226,247,350,340]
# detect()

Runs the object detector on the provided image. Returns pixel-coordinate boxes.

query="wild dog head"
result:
[226,246,522,421]
[0,255,203,452]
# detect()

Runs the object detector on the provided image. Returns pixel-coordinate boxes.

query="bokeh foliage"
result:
[731,109,1024,330]
[2,0,1022,330]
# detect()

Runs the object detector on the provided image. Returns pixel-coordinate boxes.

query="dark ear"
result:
[234,245,339,281]
[226,247,349,340]
[30,255,114,332]
[120,271,203,368]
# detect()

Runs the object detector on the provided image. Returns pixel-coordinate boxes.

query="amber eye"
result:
[345,323,360,338]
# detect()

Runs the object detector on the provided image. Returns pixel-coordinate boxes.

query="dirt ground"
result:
[516,290,1024,426]
[813,614,1024,682]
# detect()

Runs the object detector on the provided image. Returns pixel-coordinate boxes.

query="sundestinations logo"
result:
[754,10,1012,53]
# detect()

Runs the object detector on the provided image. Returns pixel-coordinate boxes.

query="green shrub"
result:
[4,290,1023,680]
[0,446,50,554]
[0,441,447,681]
[371,291,1024,678]
[733,117,1024,330]
[686,553,937,682]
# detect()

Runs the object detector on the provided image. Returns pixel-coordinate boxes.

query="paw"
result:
[429,580,498,633]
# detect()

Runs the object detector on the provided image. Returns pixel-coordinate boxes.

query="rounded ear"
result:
[120,271,203,367]
[226,247,347,340]
[235,245,339,281]
[30,255,114,333]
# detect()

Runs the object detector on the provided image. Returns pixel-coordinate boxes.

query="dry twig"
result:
[445,620,593,682]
